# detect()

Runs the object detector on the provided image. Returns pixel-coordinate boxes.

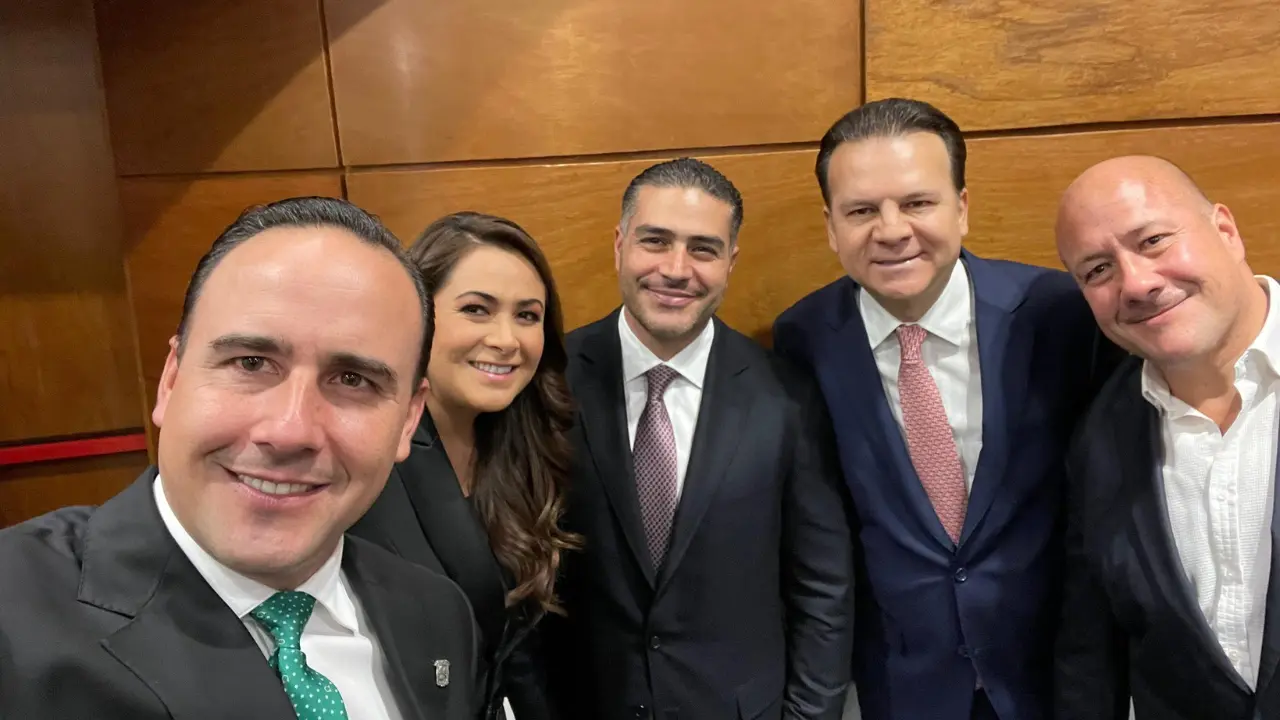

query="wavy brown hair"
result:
[409,211,581,615]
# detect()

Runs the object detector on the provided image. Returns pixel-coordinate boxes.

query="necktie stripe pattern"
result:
[634,364,681,570]
[896,323,968,544]
[250,590,350,719]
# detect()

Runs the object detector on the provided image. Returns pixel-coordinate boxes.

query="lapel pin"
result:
[434,659,450,687]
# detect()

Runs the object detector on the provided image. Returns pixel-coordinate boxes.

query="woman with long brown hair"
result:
[350,211,579,720]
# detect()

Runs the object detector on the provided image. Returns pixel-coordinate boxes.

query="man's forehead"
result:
[189,227,422,351]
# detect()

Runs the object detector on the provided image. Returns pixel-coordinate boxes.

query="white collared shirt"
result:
[1141,275,1280,690]
[153,478,404,719]
[618,307,715,499]
[858,259,984,490]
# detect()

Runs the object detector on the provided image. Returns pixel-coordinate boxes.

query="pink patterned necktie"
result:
[896,324,968,544]
[634,364,681,569]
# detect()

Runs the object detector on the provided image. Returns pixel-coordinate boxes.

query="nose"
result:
[872,203,912,245]
[485,316,519,354]
[248,371,325,457]
[1116,252,1165,304]
[659,247,693,280]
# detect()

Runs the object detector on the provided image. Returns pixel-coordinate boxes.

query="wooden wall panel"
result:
[865,0,1280,131]
[325,0,861,165]
[95,0,339,175]
[0,0,143,443]
[964,122,1280,273]
[120,173,345,428]
[348,150,843,344]
[0,452,149,527]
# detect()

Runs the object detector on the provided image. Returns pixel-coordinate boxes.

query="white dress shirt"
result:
[859,259,984,490]
[619,307,715,499]
[1141,275,1280,690]
[153,477,405,719]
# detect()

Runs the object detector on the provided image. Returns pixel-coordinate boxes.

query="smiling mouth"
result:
[470,361,515,376]
[1126,299,1184,325]
[873,254,922,266]
[236,473,321,497]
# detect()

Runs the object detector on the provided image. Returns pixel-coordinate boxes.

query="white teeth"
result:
[472,362,514,375]
[237,474,312,496]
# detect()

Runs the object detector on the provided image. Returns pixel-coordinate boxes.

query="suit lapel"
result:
[657,320,752,589]
[1123,388,1252,694]
[958,252,1028,545]
[576,312,658,586]
[824,278,957,551]
[398,414,509,649]
[82,473,296,719]
[342,540,439,720]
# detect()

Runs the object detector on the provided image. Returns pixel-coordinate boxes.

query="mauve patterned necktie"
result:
[896,324,968,544]
[634,364,681,569]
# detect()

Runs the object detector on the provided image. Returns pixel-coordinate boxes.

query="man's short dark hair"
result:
[175,196,432,387]
[620,157,745,241]
[815,98,967,205]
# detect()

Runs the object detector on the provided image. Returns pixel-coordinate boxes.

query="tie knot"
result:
[897,324,928,363]
[645,365,680,400]
[250,591,316,649]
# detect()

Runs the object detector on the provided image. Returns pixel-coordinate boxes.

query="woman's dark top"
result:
[349,412,550,720]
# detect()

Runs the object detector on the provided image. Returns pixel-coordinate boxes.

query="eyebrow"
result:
[209,333,292,356]
[634,223,727,250]
[456,290,546,310]
[330,352,398,393]
[1072,250,1113,270]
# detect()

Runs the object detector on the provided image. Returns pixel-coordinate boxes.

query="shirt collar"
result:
[617,306,715,388]
[1141,275,1280,413]
[858,258,973,349]
[152,476,358,633]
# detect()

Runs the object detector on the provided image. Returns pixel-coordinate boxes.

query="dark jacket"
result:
[350,412,552,720]
[0,468,478,719]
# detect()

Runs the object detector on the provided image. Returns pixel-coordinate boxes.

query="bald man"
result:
[1053,155,1280,719]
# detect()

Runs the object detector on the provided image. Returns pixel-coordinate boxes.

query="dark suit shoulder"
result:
[0,505,94,580]
[565,312,617,357]
[1078,354,1144,431]
[774,276,851,333]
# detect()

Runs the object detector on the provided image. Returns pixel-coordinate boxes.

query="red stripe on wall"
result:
[0,433,148,467]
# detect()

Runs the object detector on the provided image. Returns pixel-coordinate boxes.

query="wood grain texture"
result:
[120,173,344,436]
[964,122,1280,274]
[347,150,845,344]
[95,0,339,174]
[0,0,145,443]
[324,0,861,165]
[0,451,149,527]
[865,0,1280,131]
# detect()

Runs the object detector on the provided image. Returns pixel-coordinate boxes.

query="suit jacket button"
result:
[954,567,968,583]
[649,634,661,650]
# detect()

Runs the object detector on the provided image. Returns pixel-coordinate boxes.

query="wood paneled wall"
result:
[0,0,148,524]
[5,0,1278,523]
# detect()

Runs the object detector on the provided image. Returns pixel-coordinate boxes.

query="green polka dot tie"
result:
[250,591,349,719]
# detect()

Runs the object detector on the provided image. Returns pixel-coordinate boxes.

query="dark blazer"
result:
[543,311,855,720]
[0,468,477,720]
[350,412,551,720]
[1055,356,1280,720]
[773,251,1116,720]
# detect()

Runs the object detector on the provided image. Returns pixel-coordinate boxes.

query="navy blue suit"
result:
[773,251,1117,720]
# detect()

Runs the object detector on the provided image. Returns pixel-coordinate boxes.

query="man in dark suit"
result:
[1054,155,1280,719]
[772,99,1116,720]
[543,157,855,720]
[0,197,477,719]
